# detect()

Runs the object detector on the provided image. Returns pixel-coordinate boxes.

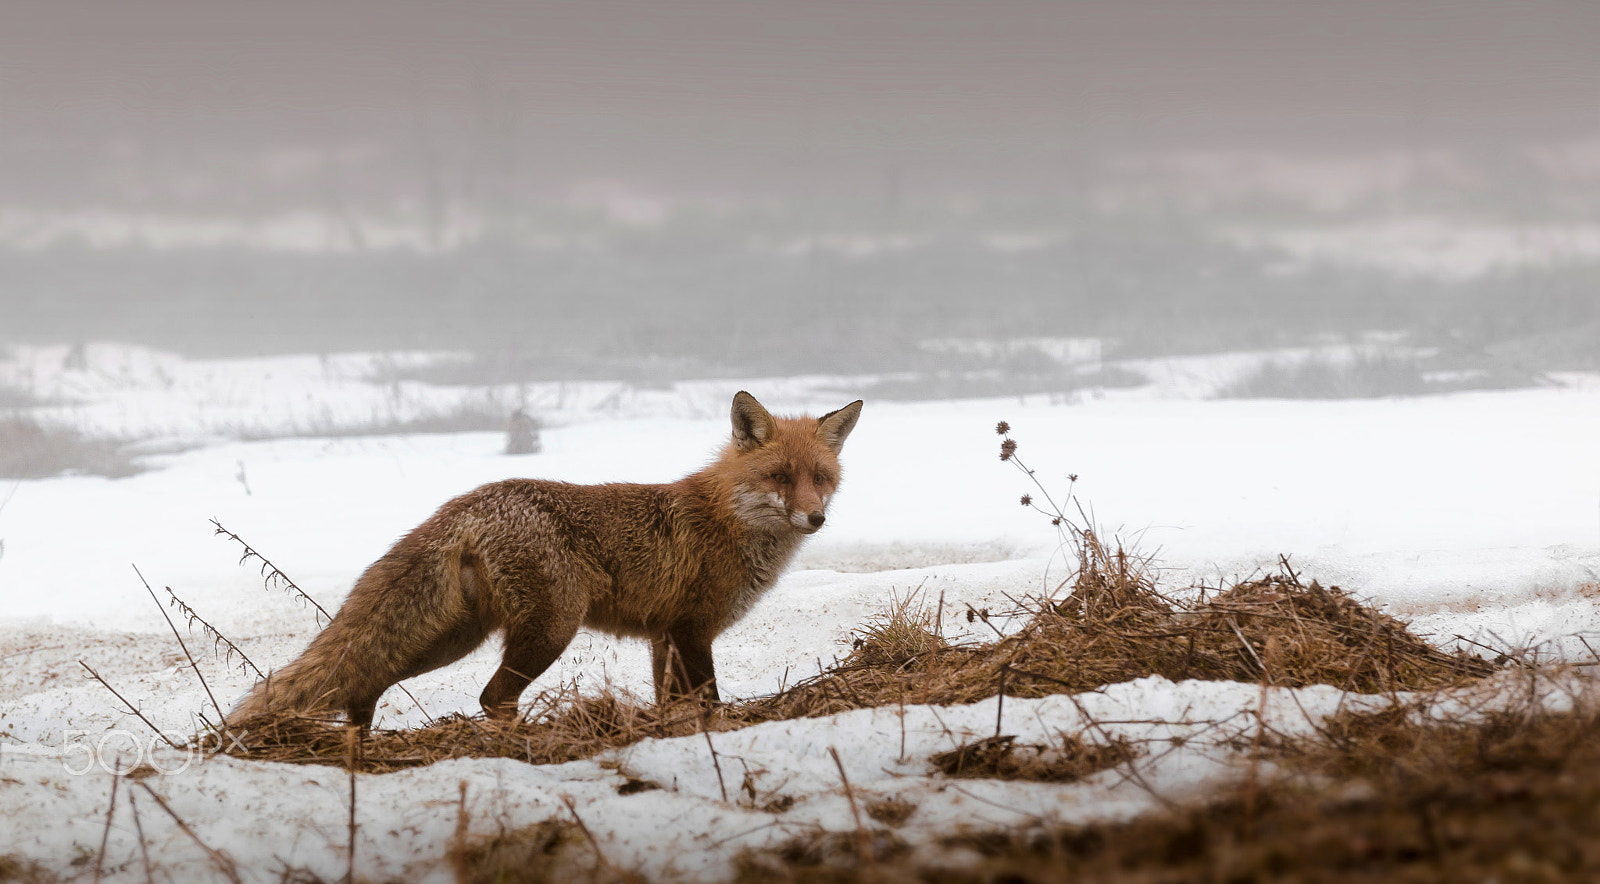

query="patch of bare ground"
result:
[734,698,1600,883]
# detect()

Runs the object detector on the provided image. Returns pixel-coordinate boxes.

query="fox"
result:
[228,391,863,729]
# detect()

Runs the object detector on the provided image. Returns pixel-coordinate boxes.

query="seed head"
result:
[1019,494,1032,506]
[995,421,1010,435]
[999,439,1017,461]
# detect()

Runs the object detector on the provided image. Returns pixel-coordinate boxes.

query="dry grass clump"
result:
[996,542,1490,701]
[930,732,1141,783]
[844,585,948,669]
[1195,570,1495,691]
[863,796,919,828]
[736,538,1490,729]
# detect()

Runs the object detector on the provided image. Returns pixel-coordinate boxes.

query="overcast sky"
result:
[4,1,1598,201]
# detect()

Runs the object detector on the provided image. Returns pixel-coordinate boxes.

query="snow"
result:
[2,345,1599,880]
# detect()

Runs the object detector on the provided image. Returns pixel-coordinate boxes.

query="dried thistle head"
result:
[1000,439,1017,461]
[1020,494,1032,506]
[995,421,1010,435]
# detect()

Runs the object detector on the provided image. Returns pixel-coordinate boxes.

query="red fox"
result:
[229,391,862,729]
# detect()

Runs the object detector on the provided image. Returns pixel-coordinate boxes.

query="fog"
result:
[3,0,1598,374]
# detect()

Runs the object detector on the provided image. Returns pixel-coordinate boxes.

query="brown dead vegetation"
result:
[0,855,58,884]
[736,698,1600,883]
[929,732,1141,784]
[863,796,919,828]
[447,817,585,884]
[216,538,1493,775]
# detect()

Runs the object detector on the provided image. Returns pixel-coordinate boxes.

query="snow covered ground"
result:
[2,345,1599,881]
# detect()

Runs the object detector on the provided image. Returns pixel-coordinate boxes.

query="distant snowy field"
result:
[2,345,1599,881]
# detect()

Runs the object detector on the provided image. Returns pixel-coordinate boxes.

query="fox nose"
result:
[807,512,826,529]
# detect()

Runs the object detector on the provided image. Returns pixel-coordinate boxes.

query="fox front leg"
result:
[650,629,719,704]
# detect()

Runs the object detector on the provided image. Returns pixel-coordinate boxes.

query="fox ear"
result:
[731,391,777,450]
[815,400,863,453]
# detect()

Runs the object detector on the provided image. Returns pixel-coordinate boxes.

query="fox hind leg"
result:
[348,615,491,728]
[480,606,585,721]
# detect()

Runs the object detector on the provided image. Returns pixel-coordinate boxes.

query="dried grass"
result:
[863,796,919,828]
[736,537,1490,727]
[447,818,584,884]
[0,855,58,884]
[733,831,910,884]
[444,781,645,884]
[929,732,1141,783]
[843,584,947,669]
[216,543,1493,775]
[221,687,726,774]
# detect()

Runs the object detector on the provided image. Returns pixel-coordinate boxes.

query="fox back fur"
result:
[229,391,863,728]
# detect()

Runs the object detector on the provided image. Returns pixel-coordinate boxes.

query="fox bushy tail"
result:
[228,534,488,729]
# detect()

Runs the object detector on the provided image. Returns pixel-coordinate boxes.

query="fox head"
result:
[720,391,863,535]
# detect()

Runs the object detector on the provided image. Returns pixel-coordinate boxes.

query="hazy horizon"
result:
[3,2,1598,365]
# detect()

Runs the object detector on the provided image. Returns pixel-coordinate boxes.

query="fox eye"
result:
[771,471,789,484]
[813,472,826,486]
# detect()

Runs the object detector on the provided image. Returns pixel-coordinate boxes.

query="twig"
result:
[1060,690,1176,811]
[945,783,1040,819]
[705,819,784,851]
[1277,554,1301,586]
[345,725,359,884]
[396,683,435,727]
[967,604,1006,640]
[995,664,1008,738]
[701,714,729,803]
[1578,634,1600,664]
[561,795,620,876]
[1227,617,1270,680]
[135,781,243,883]
[828,746,874,867]
[93,774,120,884]
[1243,679,1271,837]
[211,518,332,625]
[126,788,155,884]
[79,661,182,749]
[135,564,228,727]
[898,687,907,763]
[162,584,262,678]
[1005,664,1084,692]
[0,643,65,663]
[926,590,945,705]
